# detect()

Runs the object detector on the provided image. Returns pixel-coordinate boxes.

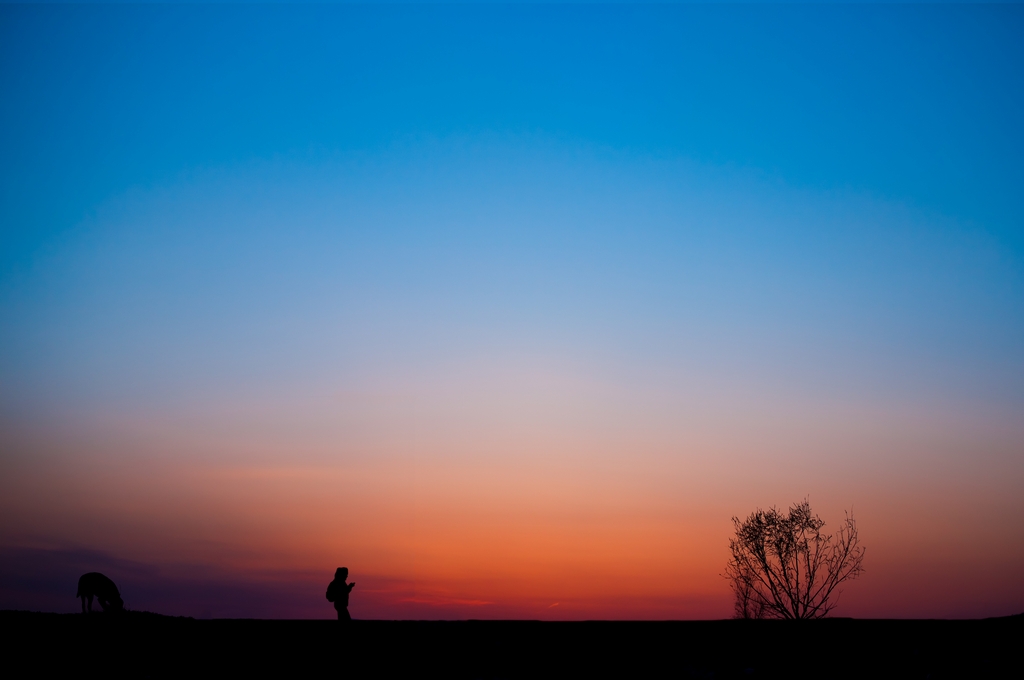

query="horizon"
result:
[1,2,1023,620]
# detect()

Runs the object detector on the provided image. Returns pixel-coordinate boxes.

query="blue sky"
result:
[1,4,1023,618]
[4,3,1022,408]
[3,3,1023,264]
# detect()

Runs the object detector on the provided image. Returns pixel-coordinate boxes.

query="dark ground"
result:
[1,610,1020,678]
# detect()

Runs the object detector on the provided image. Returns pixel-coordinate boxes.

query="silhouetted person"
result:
[77,572,124,614]
[326,567,355,620]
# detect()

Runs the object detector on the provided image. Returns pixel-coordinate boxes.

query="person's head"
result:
[336,567,348,580]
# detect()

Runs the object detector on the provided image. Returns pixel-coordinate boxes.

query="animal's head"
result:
[109,596,125,612]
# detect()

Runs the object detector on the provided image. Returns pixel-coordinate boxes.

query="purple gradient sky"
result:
[2,4,1023,619]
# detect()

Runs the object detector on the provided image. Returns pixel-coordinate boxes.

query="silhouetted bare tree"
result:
[725,499,865,619]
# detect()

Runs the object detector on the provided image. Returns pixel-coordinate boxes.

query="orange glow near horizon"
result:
[3,380,1022,619]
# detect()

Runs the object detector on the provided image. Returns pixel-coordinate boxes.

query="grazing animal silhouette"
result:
[325,567,355,620]
[77,572,124,613]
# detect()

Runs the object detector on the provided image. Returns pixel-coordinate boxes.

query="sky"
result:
[1,3,1023,620]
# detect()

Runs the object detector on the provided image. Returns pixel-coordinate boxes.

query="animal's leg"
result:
[87,594,94,613]
[81,595,86,614]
